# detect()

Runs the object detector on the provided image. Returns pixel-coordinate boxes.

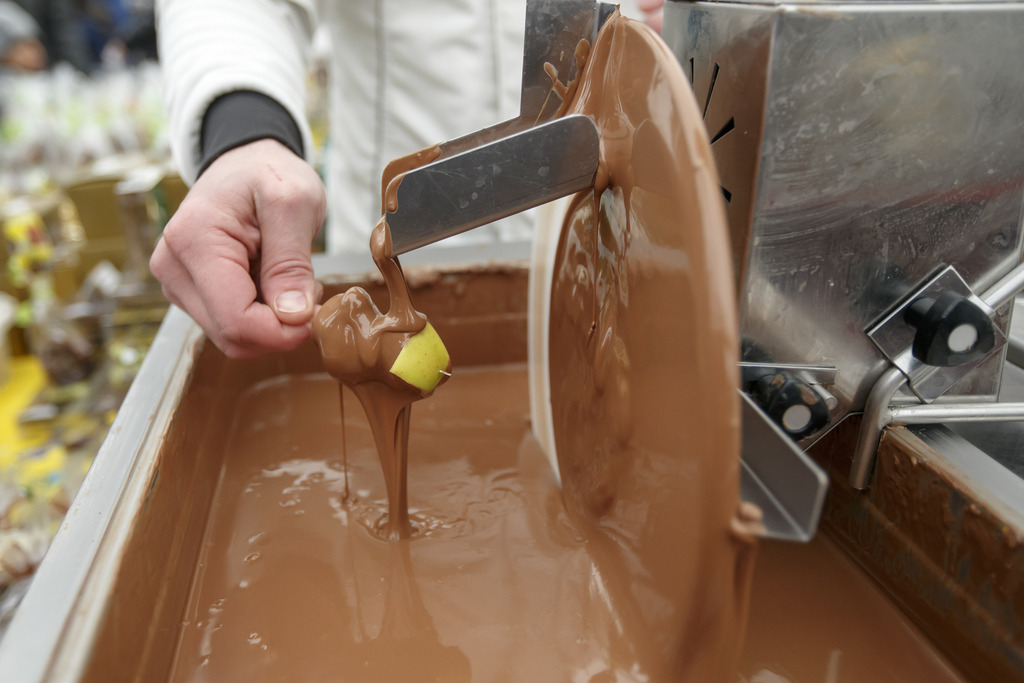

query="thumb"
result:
[260,229,315,325]
[257,204,324,328]
[249,146,327,327]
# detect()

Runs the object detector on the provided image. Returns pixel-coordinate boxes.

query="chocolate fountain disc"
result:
[528,15,750,678]
[530,15,738,507]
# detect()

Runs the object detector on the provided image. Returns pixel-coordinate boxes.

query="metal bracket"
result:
[739,362,837,390]
[866,265,1005,402]
[740,390,829,542]
[851,262,1024,489]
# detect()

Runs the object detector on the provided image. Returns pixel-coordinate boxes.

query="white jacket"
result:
[158,0,638,253]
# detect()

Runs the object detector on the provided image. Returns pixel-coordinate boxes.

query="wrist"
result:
[199,91,305,177]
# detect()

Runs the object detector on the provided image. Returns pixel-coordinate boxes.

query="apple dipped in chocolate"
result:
[312,217,451,540]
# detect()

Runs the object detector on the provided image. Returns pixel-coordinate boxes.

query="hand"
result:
[151,139,326,358]
[637,0,664,33]
[2,38,46,71]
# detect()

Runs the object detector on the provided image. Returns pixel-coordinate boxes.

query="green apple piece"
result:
[390,322,450,393]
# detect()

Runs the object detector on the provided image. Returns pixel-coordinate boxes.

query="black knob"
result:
[745,371,831,440]
[903,291,994,367]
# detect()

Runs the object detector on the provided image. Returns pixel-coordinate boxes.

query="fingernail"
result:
[275,290,308,313]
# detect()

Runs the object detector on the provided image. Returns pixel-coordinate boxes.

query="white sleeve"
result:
[156,0,318,184]
[0,2,40,55]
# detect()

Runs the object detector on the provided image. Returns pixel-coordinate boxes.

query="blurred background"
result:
[0,0,201,638]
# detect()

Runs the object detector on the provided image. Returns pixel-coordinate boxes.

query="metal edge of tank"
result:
[0,305,205,683]
[811,418,1024,683]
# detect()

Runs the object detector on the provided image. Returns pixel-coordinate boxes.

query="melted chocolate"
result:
[168,367,659,681]
[738,536,966,682]
[165,364,966,682]
[547,15,757,681]
[312,164,450,540]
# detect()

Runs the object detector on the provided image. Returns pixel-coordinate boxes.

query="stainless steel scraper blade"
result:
[385,114,600,255]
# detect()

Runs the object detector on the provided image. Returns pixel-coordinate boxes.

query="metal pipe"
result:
[849,262,1024,489]
[888,402,1024,425]
[849,366,908,490]
[981,262,1024,311]
[851,395,1024,489]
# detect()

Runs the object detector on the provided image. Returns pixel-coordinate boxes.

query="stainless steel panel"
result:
[664,1,1024,441]
[662,2,774,285]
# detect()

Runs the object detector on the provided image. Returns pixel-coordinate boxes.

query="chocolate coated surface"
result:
[312,181,450,539]
[548,15,755,681]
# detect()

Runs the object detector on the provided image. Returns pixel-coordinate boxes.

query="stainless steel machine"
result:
[663,2,1024,679]
[663,0,1024,481]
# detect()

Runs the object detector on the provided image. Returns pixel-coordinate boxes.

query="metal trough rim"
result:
[0,306,204,683]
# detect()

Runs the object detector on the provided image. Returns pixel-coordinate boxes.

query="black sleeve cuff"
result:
[198,90,305,177]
